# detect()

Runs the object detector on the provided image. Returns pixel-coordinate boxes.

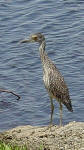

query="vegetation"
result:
[0,142,27,150]
[0,141,44,150]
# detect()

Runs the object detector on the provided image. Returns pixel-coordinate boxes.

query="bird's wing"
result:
[47,65,70,101]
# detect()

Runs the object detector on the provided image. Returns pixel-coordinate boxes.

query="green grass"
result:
[0,141,45,150]
[38,145,44,150]
[0,142,27,150]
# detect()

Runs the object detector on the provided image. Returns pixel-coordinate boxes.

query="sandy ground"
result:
[0,122,84,150]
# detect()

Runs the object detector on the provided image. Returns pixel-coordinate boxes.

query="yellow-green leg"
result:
[50,97,54,125]
[59,101,63,126]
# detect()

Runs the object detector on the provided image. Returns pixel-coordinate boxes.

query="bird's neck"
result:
[39,40,46,53]
[39,41,48,65]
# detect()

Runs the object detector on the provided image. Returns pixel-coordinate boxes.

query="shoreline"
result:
[0,121,84,150]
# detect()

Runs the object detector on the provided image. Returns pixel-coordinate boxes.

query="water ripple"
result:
[0,0,84,131]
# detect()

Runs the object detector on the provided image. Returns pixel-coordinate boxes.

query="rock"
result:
[0,122,84,150]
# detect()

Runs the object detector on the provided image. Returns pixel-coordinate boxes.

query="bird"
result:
[20,33,73,126]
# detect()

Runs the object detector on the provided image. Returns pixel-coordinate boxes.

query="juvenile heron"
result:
[20,33,73,126]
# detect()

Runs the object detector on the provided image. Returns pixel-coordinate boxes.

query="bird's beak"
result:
[20,38,31,43]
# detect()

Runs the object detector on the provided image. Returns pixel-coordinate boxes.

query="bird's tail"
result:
[63,99,73,112]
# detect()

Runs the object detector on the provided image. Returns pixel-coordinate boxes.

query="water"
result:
[0,0,84,131]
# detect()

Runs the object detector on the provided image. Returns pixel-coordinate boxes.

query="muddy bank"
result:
[0,122,84,150]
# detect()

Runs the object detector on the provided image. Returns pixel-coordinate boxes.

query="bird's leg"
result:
[59,101,63,126]
[50,97,54,126]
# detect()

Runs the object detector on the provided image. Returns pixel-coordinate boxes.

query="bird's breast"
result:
[43,70,50,90]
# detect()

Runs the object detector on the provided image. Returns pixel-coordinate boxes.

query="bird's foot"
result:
[44,123,54,132]
[59,123,63,128]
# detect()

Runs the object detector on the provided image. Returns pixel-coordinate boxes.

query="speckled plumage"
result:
[21,33,73,126]
[39,40,72,112]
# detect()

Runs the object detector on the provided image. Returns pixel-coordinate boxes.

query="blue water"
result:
[0,0,84,131]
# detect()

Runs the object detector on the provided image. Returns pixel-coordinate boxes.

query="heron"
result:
[20,33,73,126]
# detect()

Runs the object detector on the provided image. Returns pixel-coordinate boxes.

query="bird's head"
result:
[20,33,45,44]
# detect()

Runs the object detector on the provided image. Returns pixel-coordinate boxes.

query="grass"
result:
[0,142,27,150]
[0,142,44,150]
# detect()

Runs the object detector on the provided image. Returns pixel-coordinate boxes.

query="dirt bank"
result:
[0,122,84,150]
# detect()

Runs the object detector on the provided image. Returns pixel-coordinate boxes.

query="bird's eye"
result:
[34,37,38,40]
[32,35,38,41]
